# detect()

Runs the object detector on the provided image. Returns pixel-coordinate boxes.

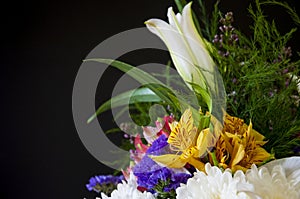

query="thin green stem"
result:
[210,150,219,166]
[174,0,187,12]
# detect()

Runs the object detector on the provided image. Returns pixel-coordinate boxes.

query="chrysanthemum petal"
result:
[176,163,253,199]
[245,158,300,199]
[100,173,155,199]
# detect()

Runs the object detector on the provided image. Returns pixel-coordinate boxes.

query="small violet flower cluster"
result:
[212,11,239,57]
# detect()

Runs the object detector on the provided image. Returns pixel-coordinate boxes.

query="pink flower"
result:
[158,115,174,136]
[130,134,149,164]
[121,167,132,181]
[143,115,174,144]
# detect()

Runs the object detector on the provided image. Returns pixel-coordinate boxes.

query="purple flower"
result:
[86,175,124,192]
[146,134,168,155]
[164,173,191,192]
[285,79,290,87]
[135,165,191,192]
[141,167,172,189]
[133,135,191,192]
[133,135,169,177]
[232,78,237,84]
[133,153,162,177]
[282,68,289,74]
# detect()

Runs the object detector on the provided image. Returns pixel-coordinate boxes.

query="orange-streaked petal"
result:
[168,109,197,151]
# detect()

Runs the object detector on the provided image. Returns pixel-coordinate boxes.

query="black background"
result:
[2,0,299,198]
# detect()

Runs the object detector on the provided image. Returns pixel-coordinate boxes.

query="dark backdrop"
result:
[2,0,299,198]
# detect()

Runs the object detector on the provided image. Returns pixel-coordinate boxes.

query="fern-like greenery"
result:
[190,0,300,158]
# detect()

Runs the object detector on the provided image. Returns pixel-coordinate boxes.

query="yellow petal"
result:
[195,128,213,157]
[168,109,197,151]
[251,129,266,142]
[149,154,186,168]
[188,157,205,171]
[169,121,178,133]
[221,132,234,154]
[230,142,245,167]
[252,147,272,163]
[246,120,265,142]
[232,165,248,173]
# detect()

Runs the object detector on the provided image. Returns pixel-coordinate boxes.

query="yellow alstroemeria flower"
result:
[150,109,213,171]
[211,114,272,172]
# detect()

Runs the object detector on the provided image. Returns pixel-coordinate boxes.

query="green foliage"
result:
[91,183,118,197]
[87,87,162,124]
[196,0,221,41]
[88,58,210,129]
[174,0,187,12]
[261,0,300,25]
[153,179,177,199]
[84,58,180,117]
[174,0,220,41]
[207,0,300,158]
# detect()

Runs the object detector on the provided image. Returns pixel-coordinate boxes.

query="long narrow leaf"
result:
[87,87,162,123]
[85,59,204,125]
[85,59,182,121]
[85,58,178,104]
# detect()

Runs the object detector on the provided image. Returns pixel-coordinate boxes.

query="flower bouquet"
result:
[80,0,300,198]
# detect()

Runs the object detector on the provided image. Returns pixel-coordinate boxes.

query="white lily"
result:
[145,2,216,92]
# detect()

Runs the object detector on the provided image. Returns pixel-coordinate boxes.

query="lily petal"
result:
[145,2,215,92]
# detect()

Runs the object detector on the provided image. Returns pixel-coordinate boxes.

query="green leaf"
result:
[85,59,204,126]
[174,0,187,12]
[260,0,300,26]
[87,87,162,123]
[188,82,212,112]
[85,58,183,122]
[198,113,211,131]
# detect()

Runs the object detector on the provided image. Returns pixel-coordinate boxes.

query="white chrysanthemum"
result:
[245,157,300,199]
[176,163,253,199]
[100,172,155,199]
